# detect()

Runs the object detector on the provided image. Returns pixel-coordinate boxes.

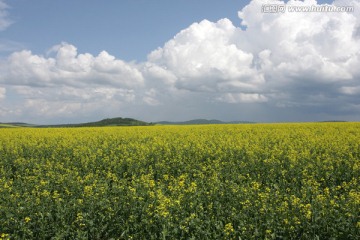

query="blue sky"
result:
[3,0,334,60]
[2,0,248,61]
[0,0,359,123]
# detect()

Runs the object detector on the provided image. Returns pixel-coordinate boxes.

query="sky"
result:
[0,0,359,124]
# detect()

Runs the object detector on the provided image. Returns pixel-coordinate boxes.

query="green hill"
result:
[1,118,256,128]
[39,117,152,128]
[156,119,254,125]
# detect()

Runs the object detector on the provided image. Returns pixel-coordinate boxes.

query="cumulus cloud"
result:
[7,85,138,120]
[0,42,149,122]
[0,42,144,88]
[146,0,360,110]
[148,18,264,95]
[1,0,360,122]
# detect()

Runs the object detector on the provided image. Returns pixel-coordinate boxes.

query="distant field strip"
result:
[0,123,359,239]
[0,124,19,128]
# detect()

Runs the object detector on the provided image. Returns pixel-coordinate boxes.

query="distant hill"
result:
[1,118,151,128]
[1,118,254,128]
[39,117,152,127]
[156,119,254,125]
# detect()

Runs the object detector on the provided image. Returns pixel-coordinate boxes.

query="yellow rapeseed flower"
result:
[224,223,234,236]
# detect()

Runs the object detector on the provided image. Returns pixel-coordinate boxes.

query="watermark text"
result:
[262,4,354,13]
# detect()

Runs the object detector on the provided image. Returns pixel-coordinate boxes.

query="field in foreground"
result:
[0,123,359,239]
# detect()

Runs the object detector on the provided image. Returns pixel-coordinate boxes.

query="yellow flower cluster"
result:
[0,123,359,239]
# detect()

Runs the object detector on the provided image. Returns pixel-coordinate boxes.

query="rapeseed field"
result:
[0,123,359,239]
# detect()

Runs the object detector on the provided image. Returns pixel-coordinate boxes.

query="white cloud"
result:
[143,89,161,106]
[0,87,5,99]
[148,18,264,96]
[0,0,12,31]
[0,42,144,88]
[1,0,360,122]
[146,0,360,109]
[0,86,138,123]
[217,93,268,103]
[13,85,136,103]
[240,0,360,82]
[339,86,360,95]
